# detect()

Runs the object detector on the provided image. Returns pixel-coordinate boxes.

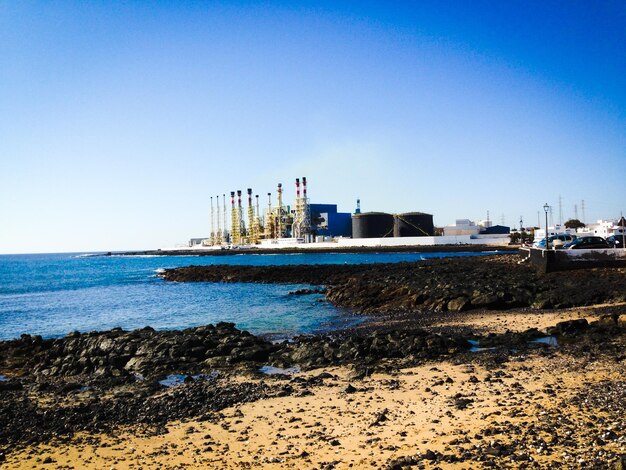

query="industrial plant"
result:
[191,176,435,248]
[187,176,505,250]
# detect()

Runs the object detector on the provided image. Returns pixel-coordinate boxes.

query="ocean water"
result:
[0,250,505,341]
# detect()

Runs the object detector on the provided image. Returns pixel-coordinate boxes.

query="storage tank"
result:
[393,212,434,237]
[352,212,394,238]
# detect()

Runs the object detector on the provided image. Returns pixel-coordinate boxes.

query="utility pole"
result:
[558,195,563,226]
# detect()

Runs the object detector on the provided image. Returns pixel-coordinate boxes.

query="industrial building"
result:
[201,177,321,246]
[352,212,434,238]
[309,204,352,238]
[444,219,510,237]
[194,177,440,247]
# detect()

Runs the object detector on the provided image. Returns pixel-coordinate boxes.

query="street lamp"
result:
[543,202,550,250]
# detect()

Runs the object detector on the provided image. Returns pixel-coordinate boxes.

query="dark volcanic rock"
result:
[0,376,285,449]
[0,323,276,381]
[161,255,626,314]
[270,327,470,370]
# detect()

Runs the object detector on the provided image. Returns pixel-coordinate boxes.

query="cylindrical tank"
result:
[352,212,394,238]
[393,212,434,237]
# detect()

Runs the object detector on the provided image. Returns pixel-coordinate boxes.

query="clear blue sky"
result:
[1,1,625,253]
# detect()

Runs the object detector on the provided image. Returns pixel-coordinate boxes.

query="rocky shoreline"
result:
[162,254,626,312]
[2,254,626,468]
[1,312,625,467]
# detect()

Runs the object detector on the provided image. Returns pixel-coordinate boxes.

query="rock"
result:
[548,319,589,336]
[447,296,470,312]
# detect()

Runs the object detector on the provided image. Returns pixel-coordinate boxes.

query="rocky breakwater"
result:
[162,255,626,314]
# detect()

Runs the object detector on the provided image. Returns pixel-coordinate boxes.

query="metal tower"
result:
[215,195,222,245]
[237,190,245,243]
[276,183,284,239]
[292,177,311,239]
[210,196,215,245]
[230,191,240,245]
[254,194,261,244]
[247,188,256,244]
[264,192,275,239]
[223,193,228,243]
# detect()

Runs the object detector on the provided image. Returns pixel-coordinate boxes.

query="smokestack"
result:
[230,191,235,208]
[247,188,252,206]
[295,178,300,200]
[216,195,220,232]
[237,190,242,209]
[302,176,307,199]
[210,196,214,239]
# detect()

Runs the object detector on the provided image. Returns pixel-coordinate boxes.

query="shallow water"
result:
[530,336,559,346]
[258,365,301,375]
[158,372,219,388]
[0,251,505,341]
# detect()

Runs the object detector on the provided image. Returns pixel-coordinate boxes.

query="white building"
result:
[534,224,577,240]
[444,219,480,236]
[585,219,626,238]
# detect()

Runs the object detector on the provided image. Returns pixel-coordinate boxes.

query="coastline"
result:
[1,305,625,468]
[112,244,514,257]
[1,255,625,468]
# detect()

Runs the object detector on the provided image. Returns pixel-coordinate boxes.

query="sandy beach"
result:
[3,303,626,469]
[2,255,625,469]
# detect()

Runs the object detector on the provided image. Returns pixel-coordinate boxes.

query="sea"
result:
[0,251,504,341]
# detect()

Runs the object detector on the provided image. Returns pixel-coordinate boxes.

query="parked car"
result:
[533,233,577,249]
[563,236,610,249]
[607,234,626,248]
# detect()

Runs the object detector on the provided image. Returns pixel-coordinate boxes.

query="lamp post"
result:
[543,202,550,250]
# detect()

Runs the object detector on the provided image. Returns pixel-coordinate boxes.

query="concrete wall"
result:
[522,247,626,273]
[336,235,507,247]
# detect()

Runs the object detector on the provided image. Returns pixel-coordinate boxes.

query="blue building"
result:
[309,203,352,237]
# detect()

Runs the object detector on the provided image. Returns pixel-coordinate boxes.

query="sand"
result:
[4,306,626,469]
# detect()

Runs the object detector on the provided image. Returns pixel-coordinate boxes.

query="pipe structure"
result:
[292,178,302,238]
[265,192,274,239]
[276,183,284,239]
[237,190,245,243]
[254,194,261,244]
[292,177,311,239]
[301,176,311,237]
[210,196,215,245]
[223,193,227,242]
[215,195,222,245]
[230,191,239,245]
[247,188,256,244]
